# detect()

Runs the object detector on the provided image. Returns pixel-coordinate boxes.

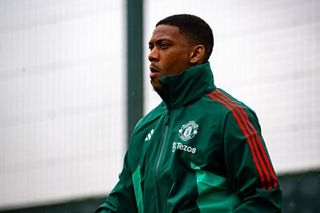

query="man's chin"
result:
[150,80,162,93]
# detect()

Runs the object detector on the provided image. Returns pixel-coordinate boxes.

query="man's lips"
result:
[149,65,160,78]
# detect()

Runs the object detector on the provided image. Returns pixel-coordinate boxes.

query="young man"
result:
[96,14,282,212]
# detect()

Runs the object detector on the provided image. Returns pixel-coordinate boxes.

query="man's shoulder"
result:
[202,88,256,117]
[134,102,166,131]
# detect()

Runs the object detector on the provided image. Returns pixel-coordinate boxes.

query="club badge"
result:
[178,121,198,141]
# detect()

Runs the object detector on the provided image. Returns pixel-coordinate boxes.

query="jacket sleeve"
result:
[95,153,138,213]
[223,108,282,212]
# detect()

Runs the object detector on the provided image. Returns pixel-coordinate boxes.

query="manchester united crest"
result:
[178,121,199,141]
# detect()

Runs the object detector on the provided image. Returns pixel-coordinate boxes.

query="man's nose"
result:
[148,48,159,62]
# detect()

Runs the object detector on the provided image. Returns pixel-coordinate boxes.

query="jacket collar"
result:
[157,62,216,109]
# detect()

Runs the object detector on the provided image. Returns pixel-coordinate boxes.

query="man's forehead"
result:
[150,25,181,41]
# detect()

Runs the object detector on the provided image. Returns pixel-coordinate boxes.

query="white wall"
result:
[0,0,125,210]
[144,0,320,174]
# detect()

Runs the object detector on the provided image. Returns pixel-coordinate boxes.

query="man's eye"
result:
[160,43,169,49]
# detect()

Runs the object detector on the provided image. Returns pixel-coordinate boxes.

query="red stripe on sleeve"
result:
[214,90,278,188]
[208,92,267,189]
[209,90,278,189]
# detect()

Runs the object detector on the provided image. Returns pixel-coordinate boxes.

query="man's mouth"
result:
[149,65,160,78]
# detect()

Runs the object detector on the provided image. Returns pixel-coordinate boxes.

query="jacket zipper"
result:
[155,110,171,212]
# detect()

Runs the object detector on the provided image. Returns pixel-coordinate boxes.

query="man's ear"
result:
[189,45,206,64]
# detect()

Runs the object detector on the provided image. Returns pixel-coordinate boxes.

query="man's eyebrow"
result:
[149,39,171,45]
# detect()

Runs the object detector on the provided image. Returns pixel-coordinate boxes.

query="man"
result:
[96,14,282,212]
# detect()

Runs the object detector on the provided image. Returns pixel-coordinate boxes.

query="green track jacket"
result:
[96,63,282,213]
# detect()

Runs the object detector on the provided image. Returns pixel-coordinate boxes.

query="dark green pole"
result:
[126,0,144,144]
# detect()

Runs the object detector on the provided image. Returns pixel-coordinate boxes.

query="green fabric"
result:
[191,163,240,213]
[96,62,282,213]
[132,165,144,213]
[158,62,215,108]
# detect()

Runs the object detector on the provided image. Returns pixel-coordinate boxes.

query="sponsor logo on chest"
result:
[172,141,197,154]
[172,121,198,154]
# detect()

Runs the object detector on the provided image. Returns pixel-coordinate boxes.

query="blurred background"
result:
[0,0,319,212]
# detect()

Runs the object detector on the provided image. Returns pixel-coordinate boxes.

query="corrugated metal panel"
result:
[144,0,320,174]
[0,0,125,210]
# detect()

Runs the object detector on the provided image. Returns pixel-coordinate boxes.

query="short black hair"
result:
[156,14,214,62]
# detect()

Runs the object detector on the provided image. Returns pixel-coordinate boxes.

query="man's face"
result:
[148,24,194,91]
